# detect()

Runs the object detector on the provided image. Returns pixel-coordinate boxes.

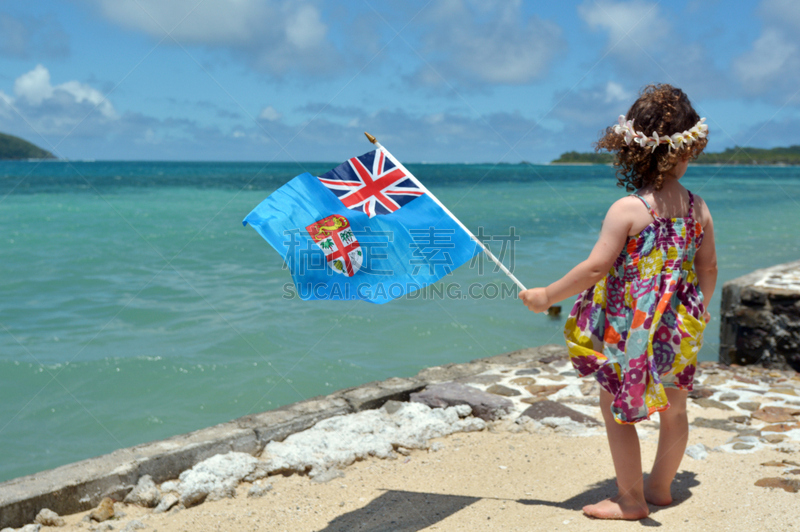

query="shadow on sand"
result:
[317,472,699,531]
[518,471,700,527]
[316,489,480,532]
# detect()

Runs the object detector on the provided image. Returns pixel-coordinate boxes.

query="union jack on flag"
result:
[317,148,424,217]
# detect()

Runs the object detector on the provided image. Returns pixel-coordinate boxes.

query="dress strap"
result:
[630,193,658,218]
[687,191,695,219]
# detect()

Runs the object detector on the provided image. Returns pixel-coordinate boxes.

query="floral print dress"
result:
[564,192,707,424]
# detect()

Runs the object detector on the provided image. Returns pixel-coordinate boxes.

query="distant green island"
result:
[0,132,55,160]
[551,151,615,164]
[552,145,800,165]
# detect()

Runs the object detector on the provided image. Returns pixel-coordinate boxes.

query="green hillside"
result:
[0,132,55,160]
[553,145,800,165]
[551,151,614,164]
[695,145,800,165]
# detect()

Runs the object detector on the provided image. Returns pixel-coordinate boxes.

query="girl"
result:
[519,84,718,520]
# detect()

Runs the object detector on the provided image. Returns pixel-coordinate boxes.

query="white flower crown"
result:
[612,115,708,152]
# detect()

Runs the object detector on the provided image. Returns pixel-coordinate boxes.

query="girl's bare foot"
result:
[644,478,673,506]
[583,494,650,520]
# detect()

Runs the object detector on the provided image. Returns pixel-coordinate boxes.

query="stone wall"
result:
[0,345,565,529]
[719,260,800,371]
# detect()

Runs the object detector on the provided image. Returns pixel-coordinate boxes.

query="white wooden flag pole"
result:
[365,132,528,292]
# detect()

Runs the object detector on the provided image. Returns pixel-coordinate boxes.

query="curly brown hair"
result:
[596,84,708,191]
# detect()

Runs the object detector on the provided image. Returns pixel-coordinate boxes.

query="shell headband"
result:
[613,115,708,152]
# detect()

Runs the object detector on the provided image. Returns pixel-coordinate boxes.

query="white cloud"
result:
[284,5,325,50]
[731,0,800,98]
[412,0,565,87]
[576,1,725,99]
[578,0,668,59]
[1,90,565,162]
[11,64,115,118]
[87,0,338,75]
[733,29,797,94]
[0,65,118,150]
[551,83,634,130]
[258,106,282,121]
[60,81,116,118]
[14,64,53,105]
[88,0,264,43]
[259,103,563,163]
[604,81,632,104]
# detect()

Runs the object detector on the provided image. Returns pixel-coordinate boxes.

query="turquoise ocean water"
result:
[1,161,798,483]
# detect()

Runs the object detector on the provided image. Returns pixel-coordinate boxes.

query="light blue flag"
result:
[243,168,480,304]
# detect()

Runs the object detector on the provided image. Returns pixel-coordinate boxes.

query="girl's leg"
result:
[583,388,649,520]
[644,387,689,505]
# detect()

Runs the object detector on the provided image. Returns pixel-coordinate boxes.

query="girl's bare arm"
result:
[520,200,633,312]
[693,197,718,321]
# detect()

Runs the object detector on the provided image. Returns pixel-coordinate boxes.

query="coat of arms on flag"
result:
[306,214,362,277]
[317,148,423,218]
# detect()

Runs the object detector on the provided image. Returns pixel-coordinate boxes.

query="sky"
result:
[1,0,799,163]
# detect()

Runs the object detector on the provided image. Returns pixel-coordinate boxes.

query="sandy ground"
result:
[50,403,800,532]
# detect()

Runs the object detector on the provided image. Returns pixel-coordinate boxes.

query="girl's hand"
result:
[519,288,550,313]
[703,310,711,323]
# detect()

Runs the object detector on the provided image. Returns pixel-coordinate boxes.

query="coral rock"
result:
[35,508,65,527]
[89,497,115,522]
[124,475,161,508]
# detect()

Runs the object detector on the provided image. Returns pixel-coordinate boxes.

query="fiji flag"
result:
[243,148,480,304]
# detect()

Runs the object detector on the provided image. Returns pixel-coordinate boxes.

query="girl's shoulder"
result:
[608,193,657,218]
[606,195,657,236]
[609,194,651,212]
[689,191,713,227]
